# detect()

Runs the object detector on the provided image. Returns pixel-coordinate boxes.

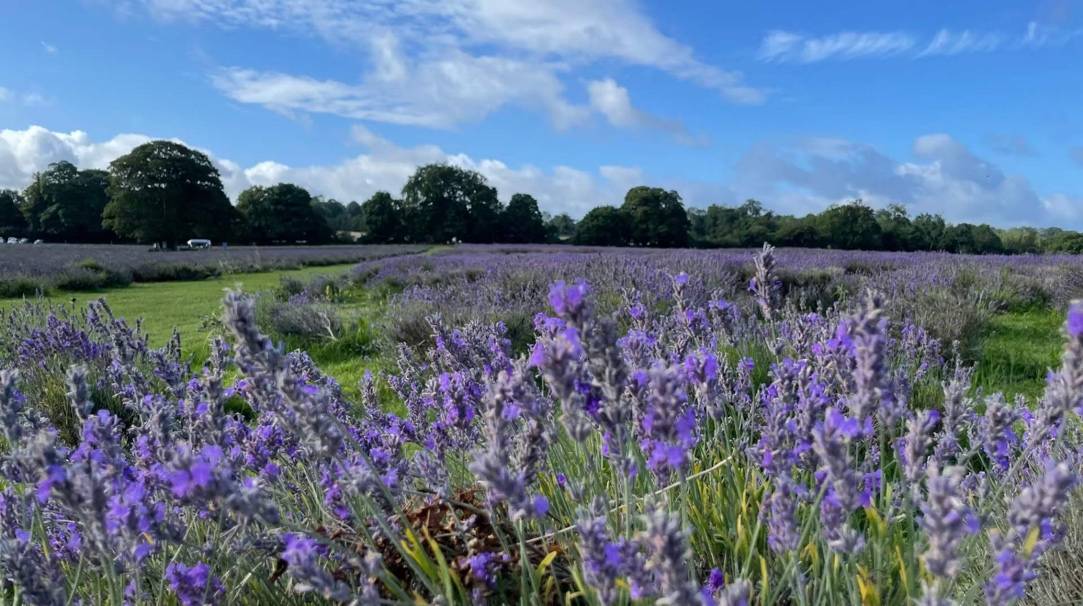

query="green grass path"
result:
[2,263,359,361]
[972,308,1063,399]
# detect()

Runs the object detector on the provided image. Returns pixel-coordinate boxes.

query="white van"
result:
[187,239,212,249]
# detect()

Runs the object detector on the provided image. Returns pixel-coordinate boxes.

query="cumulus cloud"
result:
[0,125,638,217]
[134,0,762,129]
[0,126,153,188]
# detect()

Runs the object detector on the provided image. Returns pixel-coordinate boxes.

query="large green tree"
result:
[816,201,882,250]
[237,183,333,244]
[0,190,28,238]
[401,164,502,243]
[500,193,547,243]
[574,206,630,246]
[103,141,240,247]
[360,191,406,243]
[21,161,113,242]
[621,186,690,247]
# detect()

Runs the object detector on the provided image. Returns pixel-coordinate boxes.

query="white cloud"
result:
[758,30,915,63]
[586,78,701,144]
[0,126,153,187]
[0,88,50,107]
[0,125,638,217]
[213,47,589,129]
[41,41,58,55]
[760,23,1076,63]
[918,30,1002,57]
[135,0,763,127]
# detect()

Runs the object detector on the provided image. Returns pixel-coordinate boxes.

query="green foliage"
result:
[361,191,408,243]
[21,162,113,242]
[0,189,28,237]
[573,205,631,246]
[311,196,365,235]
[500,193,548,243]
[621,186,690,247]
[54,260,133,291]
[690,200,778,247]
[0,275,49,298]
[237,183,333,244]
[815,200,882,250]
[401,164,502,243]
[545,213,576,242]
[103,141,241,247]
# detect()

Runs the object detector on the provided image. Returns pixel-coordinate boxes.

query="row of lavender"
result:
[0,245,1079,603]
[0,243,426,297]
[349,244,1077,350]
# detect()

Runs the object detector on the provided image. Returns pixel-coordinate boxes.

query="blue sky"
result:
[1,1,1082,226]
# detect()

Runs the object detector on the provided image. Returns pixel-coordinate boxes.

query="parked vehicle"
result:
[186,238,212,249]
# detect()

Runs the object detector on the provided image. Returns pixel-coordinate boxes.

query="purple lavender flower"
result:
[918,464,979,580]
[985,461,1078,604]
[165,561,225,606]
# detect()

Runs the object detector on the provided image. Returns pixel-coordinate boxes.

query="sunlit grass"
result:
[972,308,1063,399]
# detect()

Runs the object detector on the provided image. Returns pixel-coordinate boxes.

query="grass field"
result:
[1,262,360,359]
[5,257,1066,401]
[972,308,1064,398]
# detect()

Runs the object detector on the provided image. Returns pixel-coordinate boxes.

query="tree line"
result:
[1,139,1081,254]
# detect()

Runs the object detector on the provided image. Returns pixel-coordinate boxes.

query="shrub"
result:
[54,264,132,291]
[257,297,343,342]
[0,275,49,298]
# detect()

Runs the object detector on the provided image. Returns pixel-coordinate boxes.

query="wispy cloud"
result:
[760,22,1078,63]
[586,78,706,146]
[918,30,1002,57]
[136,0,764,131]
[759,30,914,63]
[40,41,58,55]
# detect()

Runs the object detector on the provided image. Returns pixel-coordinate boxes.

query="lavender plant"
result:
[0,245,1079,605]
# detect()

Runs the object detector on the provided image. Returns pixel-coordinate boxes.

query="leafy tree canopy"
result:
[237,183,333,244]
[500,193,547,243]
[21,161,113,242]
[0,190,28,237]
[401,164,502,243]
[574,206,630,246]
[103,141,240,246]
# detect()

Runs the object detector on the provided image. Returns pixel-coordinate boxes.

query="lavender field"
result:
[0,243,427,297]
[1,243,1082,605]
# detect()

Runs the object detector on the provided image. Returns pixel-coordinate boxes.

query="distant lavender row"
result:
[0,243,428,279]
[350,244,1082,348]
